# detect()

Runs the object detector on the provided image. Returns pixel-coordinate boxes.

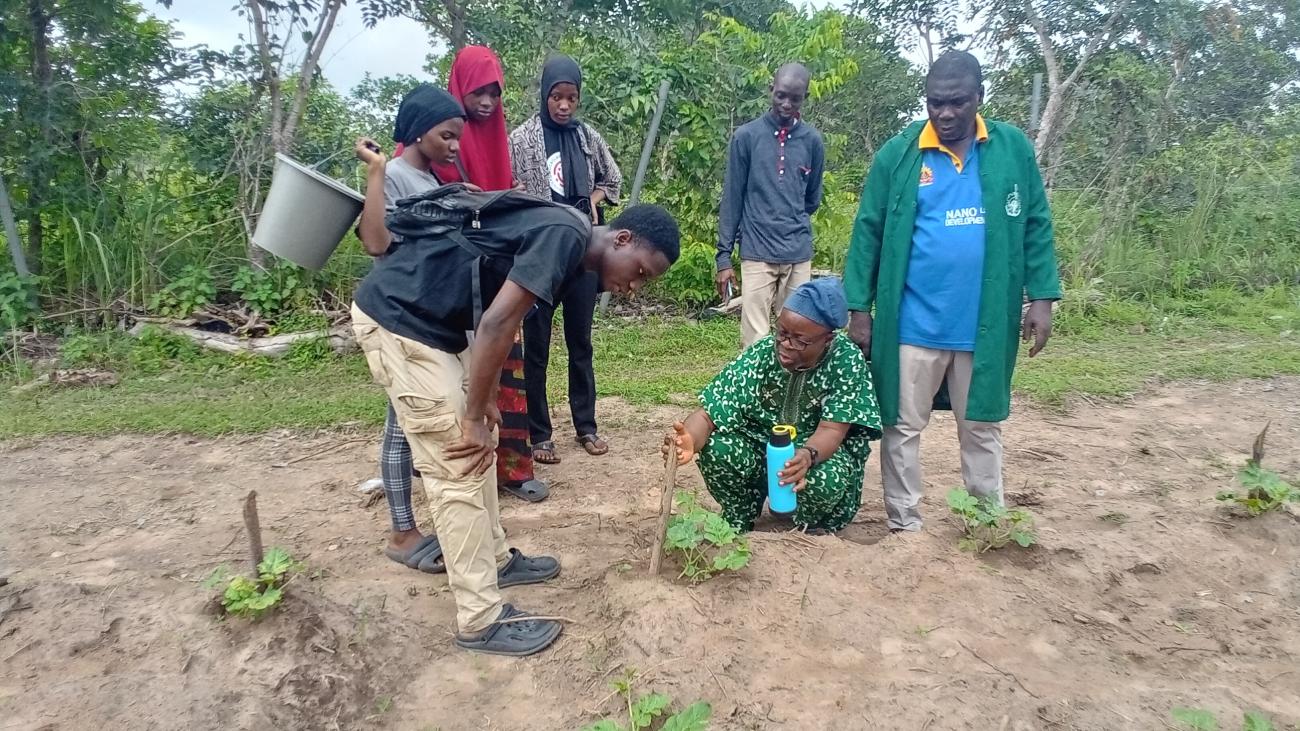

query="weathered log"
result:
[128,322,356,357]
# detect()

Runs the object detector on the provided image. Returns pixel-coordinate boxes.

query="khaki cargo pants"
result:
[740,259,812,348]
[881,345,1004,532]
[351,304,509,634]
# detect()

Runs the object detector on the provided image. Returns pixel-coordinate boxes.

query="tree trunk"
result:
[0,170,32,283]
[449,1,467,49]
[1022,0,1129,183]
[281,0,344,152]
[26,0,53,276]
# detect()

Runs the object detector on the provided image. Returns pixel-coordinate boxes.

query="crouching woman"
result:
[666,278,882,534]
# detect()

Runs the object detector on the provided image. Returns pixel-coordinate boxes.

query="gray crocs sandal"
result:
[497,548,560,588]
[454,603,563,656]
[383,535,445,574]
[501,478,549,503]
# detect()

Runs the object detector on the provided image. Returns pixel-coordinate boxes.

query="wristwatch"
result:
[801,445,820,465]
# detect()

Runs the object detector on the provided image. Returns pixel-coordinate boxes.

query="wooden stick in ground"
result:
[649,435,679,576]
[242,490,264,572]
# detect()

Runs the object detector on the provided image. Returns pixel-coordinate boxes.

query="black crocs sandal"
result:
[454,603,563,656]
[383,535,445,574]
[501,478,549,503]
[497,548,560,588]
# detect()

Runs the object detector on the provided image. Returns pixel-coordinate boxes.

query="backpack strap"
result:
[445,228,488,331]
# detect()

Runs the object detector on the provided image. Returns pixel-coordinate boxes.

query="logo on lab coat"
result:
[1005,185,1022,217]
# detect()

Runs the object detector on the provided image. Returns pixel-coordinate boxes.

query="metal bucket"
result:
[251,153,365,271]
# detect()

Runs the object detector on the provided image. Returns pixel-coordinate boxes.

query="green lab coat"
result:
[844,119,1061,425]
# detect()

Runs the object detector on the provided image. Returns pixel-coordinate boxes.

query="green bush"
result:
[149,265,215,319]
[649,242,718,309]
[128,325,203,372]
[61,331,134,368]
[232,262,314,318]
[284,335,334,371]
[0,272,40,331]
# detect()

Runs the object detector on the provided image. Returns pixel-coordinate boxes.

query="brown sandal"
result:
[577,433,609,456]
[532,441,561,464]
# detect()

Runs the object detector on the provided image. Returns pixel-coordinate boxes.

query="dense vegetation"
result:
[2,0,1298,345]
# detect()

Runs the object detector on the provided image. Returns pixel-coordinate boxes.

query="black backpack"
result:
[385,183,591,326]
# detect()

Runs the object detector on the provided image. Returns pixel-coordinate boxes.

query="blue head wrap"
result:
[782,277,848,330]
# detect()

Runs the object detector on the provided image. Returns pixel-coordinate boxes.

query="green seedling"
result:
[1217,464,1299,516]
[203,546,302,618]
[1217,424,1300,516]
[583,668,711,731]
[947,488,1037,552]
[663,491,750,582]
[1171,707,1279,731]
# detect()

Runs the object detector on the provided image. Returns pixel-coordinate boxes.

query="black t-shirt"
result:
[353,205,590,352]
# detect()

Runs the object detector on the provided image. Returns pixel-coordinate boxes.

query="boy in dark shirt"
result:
[351,167,680,656]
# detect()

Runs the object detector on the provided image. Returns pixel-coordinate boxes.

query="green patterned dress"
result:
[697,333,882,532]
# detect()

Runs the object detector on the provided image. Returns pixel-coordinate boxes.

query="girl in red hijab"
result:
[430,46,513,190]
[421,46,549,502]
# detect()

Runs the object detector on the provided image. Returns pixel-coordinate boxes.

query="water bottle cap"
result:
[770,424,796,447]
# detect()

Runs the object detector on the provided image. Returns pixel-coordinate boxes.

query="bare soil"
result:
[1,379,1298,731]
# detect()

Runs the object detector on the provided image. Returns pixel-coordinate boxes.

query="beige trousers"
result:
[881,344,1004,532]
[739,259,812,348]
[352,305,509,633]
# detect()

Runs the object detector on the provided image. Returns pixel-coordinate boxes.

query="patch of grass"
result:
[586,315,739,405]
[0,353,382,437]
[1014,288,1300,405]
[2,289,1299,438]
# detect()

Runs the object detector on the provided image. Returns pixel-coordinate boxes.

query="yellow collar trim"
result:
[919,115,989,172]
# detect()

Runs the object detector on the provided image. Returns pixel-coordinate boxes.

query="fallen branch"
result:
[1158,645,1220,654]
[128,321,356,357]
[957,640,1041,698]
[272,438,368,468]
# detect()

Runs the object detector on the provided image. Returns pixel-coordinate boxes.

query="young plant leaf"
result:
[1242,712,1274,731]
[630,692,672,728]
[258,546,296,581]
[660,701,712,731]
[1171,707,1219,731]
[202,565,230,589]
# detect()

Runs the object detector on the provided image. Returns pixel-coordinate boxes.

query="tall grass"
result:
[1052,124,1300,300]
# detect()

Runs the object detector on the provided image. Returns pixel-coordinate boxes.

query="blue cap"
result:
[783,276,848,330]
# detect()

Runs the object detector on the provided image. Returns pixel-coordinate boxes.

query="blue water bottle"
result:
[766,424,798,515]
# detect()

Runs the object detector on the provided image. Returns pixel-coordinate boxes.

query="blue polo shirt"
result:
[898,119,988,352]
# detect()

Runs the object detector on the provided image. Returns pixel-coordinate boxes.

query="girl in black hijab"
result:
[509,54,624,465]
[353,84,466,574]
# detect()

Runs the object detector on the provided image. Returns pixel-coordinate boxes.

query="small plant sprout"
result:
[1171,707,1280,731]
[203,546,302,618]
[1172,707,1219,731]
[582,668,711,731]
[1216,424,1300,516]
[946,488,1037,552]
[663,491,750,582]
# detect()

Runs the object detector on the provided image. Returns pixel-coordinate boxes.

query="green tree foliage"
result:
[0,0,182,291]
[2,0,1299,324]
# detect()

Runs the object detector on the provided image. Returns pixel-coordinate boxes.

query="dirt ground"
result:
[1,378,1298,731]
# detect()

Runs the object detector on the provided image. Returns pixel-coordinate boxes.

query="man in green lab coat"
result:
[843,51,1061,532]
